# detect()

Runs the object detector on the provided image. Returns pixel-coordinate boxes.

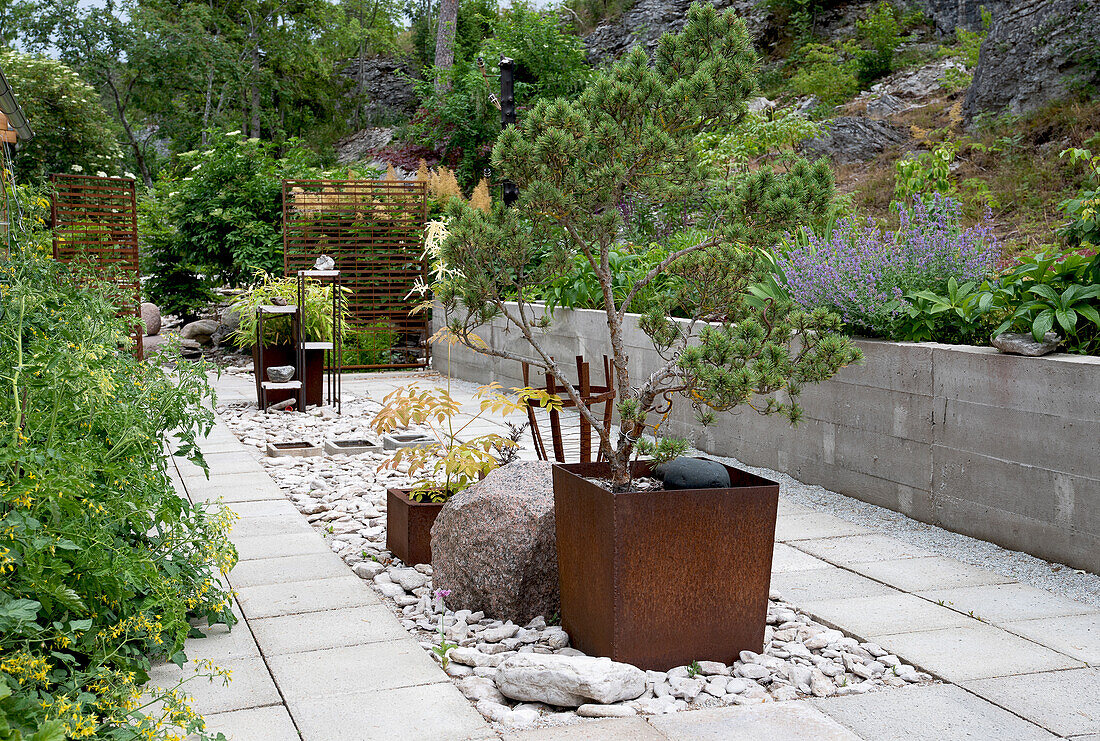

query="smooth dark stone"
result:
[656,457,731,490]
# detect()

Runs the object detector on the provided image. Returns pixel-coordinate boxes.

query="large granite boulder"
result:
[140,302,161,336]
[180,319,219,345]
[964,0,1100,118]
[431,461,558,624]
[495,654,647,707]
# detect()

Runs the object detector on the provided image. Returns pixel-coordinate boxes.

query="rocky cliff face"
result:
[912,0,1009,35]
[964,0,1100,118]
[342,55,420,126]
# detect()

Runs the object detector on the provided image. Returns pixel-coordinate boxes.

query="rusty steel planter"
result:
[252,345,324,407]
[552,459,779,672]
[386,488,444,566]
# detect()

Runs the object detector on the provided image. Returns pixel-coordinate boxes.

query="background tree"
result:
[434,0,459,92]
[437,3,861,489]
[0,51,123,181]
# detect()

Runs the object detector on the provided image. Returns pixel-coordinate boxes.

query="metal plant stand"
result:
[257,303,302,412]
[297,268,343,414]
[522,354,615,463]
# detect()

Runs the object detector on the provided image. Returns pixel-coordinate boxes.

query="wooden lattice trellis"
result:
[50,174,142,358]
[283,179,429,370]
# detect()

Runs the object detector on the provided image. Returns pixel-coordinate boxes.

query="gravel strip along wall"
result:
[433,304,1100,573]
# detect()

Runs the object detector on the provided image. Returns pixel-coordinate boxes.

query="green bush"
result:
[342,322,400,366]
[1058,147,1100,248]
[0,245,237,738]
[0,51,123,182]
[894,141,958,203]
[230,272,349,348]
[695,107,822,172]
[790,42,860,108]
[855,2,901,87]
[141,132,322,318]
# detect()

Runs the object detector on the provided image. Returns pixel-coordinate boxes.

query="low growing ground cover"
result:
[0,248,237,740]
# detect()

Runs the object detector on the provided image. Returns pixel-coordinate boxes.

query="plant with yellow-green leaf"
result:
[370,379,560,503]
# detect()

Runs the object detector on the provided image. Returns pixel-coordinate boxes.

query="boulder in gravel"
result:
[495,653,647,707]
[141,302,161,336]
[431,461,558,624]
[180,319,220,345]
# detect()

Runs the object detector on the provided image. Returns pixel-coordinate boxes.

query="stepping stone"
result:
[1004,612,1100,663]
[917,583,1094,624]
[849,555,1013,592]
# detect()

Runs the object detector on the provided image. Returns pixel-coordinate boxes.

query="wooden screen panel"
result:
[50,174,142,359]
[283,179,429,370]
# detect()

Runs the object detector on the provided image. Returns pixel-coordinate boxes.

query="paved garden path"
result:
[160,370,1099,741]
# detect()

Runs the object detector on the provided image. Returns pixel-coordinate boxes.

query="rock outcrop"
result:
[965,0,1100,118]
[342,55,419,126]
[800,117,909,164]
[430,461,558,624]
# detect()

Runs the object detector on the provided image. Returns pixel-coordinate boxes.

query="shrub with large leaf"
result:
[436,3,861,490]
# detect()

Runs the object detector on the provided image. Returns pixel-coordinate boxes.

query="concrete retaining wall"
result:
[432,305,1100,573]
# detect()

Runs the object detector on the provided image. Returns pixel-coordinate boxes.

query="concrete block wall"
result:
[433,305,1100,573]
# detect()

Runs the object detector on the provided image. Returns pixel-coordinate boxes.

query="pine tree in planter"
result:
[434,3,863,669]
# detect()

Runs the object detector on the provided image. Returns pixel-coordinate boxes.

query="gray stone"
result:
[577,703,638,718]
[457,675,508,705]
[991,332,1061,357]
[267,365,296,383]
[965,0,1100,118]
[495,653,647,707]
[141,302,161,336]
[800,117,909,164]
[313,254,335,271]
[180,318,220,344]
[431,461,558,623]
[669,676,705,701]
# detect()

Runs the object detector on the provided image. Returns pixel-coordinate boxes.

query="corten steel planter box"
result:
[387,488,444,566]
[252,345,324,407]
[553,459,779,672]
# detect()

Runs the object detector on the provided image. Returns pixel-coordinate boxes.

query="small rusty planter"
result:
[553,459,779,672]
[386,488,444,566]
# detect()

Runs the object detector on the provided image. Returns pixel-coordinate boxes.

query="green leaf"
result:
[1054,308,1077,333]
[1076,304,1100,326]
[30,721,66,741]
[1029,283,1060,304]
[1032,310,1055,342]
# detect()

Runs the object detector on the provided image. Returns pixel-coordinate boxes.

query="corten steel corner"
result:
[387,488,444,566]
[553,460,779,672]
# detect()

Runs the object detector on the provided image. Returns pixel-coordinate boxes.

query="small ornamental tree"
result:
[436,3,862,490]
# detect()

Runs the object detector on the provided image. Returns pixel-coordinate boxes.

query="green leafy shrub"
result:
[894,141,958,203]
[141,132,320,318]
[0,246,237,739]
[695,107,822,172]
[230,272,348,347]
[855,2,901,87]
[342,322,400,366]
[0,51,124,182]
[1058,147,1100,248]
[790,42,860,108]
[937,5,991,67]
[766,0,836,42]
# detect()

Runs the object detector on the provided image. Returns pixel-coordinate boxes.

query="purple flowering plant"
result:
[778,195,1001,337]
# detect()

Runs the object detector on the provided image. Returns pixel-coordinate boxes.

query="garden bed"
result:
[218,389,935,730]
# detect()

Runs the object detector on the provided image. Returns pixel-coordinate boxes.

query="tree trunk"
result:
[433,0,458,94]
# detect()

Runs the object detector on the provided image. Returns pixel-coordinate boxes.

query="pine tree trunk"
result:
[433,0,458,94]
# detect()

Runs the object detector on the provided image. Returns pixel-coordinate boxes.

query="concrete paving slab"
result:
[228,499,303,519]
[648,701,861,740]
[147,657,282,715]
[813,684,1057,740]
[228,552,352,589]
[181,621,261,662]
[770,567,896,604]
[794,534,934,565]
[287,682,494,741]
[249,604,407,655]
[502,717,667,741]
[918,583,1094,624]
[1004,613,1100,663]
[966,668,1100,738]
[200,705,300,741]
[268,641,445,700]
[232,532,333,562]
[800,592,976,637]
[774,513,871,542]
[873,623,1085,682]
[185,472,285,503]
[847,556,1013,592]
[772,543,831,573]
[235,575,379,619]
[229,513,315,539]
